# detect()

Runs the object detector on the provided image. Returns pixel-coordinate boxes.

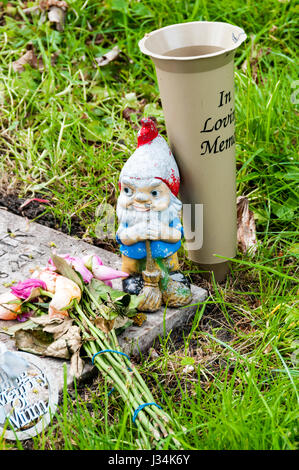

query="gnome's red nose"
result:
[137,118,158,147]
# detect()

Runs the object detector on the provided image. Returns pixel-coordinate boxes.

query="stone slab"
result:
[0,209,208,391]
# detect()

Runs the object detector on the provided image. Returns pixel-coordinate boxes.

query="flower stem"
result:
[70,293,180,449]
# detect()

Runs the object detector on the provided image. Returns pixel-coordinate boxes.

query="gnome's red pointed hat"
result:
[119,118,180,197]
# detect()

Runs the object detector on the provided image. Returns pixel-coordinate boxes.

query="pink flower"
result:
[90,255,129,284]
[49,255,93,284]
[82,254,103,269]
[92,255,103,266]
[92,263,129,282]
[11,279,47,300]
[46,258,58,271]
[65,255,93,284]
[48,253,128,287]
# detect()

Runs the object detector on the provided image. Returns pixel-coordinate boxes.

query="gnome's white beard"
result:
[117,193,182,230]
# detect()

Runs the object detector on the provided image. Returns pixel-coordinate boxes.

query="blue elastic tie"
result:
[132,402,162,424]
[92,350,132,397]
[92,349,132,371]
[92,349,131,363]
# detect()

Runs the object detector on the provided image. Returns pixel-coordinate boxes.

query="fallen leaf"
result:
[31,315,73,339]
[19,198,50,210]
[0,319,38,336]
[39,0,68,11]
[12,50,43,73]
[94,317,115,334]
[12,49,60,73]
[44,335,71,358]
[93,33,104,44]
[149,348,159,359]
[122,108,141,128]
[237,196,258,255]
[14,328,54,355]
[95,46,121,67]
[39,0,69,31]
[48,6,66,31]
[70,350,84,378]
[45,325,81,358]
[14,316,84,377]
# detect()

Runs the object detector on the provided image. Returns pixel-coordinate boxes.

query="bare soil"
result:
[0,191,119,253]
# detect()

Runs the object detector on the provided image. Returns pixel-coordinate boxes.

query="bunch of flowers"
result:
[0,252,180,449]
[0,254,128,321]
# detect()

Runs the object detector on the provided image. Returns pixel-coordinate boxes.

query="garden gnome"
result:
[116,118,192,311]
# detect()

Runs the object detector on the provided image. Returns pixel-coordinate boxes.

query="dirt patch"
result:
[0,191,119,253]
[0,192,82,234]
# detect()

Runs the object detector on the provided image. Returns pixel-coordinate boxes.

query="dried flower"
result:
[0,292,21,320]
[132,312,147,327]
[30,268,81,318]
[49,276,81,319]
[31,268,60,293]
[17,311,33,323]
[11,279,47,300]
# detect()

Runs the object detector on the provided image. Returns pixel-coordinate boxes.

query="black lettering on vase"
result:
[218,90,232,107]
[200,134,236,156]
[200,89,235,156]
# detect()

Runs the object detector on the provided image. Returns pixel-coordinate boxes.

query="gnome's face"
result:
[117,118,182,232]
[118,178,171,213]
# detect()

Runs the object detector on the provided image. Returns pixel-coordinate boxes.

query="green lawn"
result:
[0,0,298,450]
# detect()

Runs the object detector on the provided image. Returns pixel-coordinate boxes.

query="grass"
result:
[0,0,298,451]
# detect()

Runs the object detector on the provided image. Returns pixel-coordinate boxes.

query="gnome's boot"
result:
[161,271,192,307]
[121,255,144,295]
[122,274,144,295]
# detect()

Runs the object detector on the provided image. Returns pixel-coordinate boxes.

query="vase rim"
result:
[138,21,247,61]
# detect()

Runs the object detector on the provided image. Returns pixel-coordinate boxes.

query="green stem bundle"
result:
[70,288,180,450]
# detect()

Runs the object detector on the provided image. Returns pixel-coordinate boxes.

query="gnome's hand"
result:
[118,225,145,246]
[119,223,182,245]
[147,225,181,243]
[146,227,160,240]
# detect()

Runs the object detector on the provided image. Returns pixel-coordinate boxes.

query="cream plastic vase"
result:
[139,21,246,281]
